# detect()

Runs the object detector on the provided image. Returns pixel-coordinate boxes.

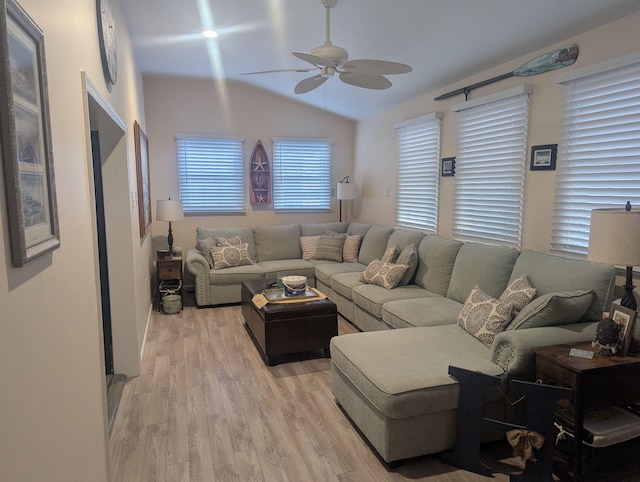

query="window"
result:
[272,138,332,212]
[176,136,245,214]
[452,86,532,248]
[551,56,640,256]
[395,113,442,232]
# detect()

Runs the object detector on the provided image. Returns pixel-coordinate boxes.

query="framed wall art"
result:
[134,120,151,239]
[442,157,455,177]
[0,0,59,266]
[530,144,557,171]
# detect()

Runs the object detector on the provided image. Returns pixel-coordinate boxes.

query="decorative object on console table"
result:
[337,176,357,222]
[134,121,151,238]
[250,139,271,204]
[0,0,60,266]
[441,157,455,177]
[588,203,640,310]
[530,144,557,171]
[156,198,183,256]
[609,303,637,356]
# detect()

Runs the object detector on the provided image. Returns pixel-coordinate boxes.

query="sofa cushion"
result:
[346,222,372,237]
[498,274,536,314]
[382,296,462,329]
[197,226,257,262]
[300,235,321,260]
[352,283,431,318]
[508,250,615,322]
[330,325,503,419]
[258,259,316,280]
[360,260,408,289]
[314,262,366,286]
[396,244,418,286]
[211,243,254,270]
[343,234,363,263]
[254,224,302,261]
[208,263,266,284]
[381,245,400,263]
[447,242,519,303]
[414,235,463,296]
[331,271,365,300]
[358,226,394,265]
[315,235,346,262]
[300,222,348,236]
[217,236,243,247]
[197,236,218,268]
[508,290,594,330]
[386,229,425,251]
[457,287,514,347]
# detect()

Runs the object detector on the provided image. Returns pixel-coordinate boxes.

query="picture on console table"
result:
[530,144,557,171]
[610,303,636,356]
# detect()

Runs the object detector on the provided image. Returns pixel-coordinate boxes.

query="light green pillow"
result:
[396,244,418,286]
[508,290,594,330]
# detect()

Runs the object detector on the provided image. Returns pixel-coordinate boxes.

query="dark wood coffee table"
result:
[241,279,338,366]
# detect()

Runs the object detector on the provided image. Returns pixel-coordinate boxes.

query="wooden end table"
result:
[156,255,182,311]
[533,342,640,480]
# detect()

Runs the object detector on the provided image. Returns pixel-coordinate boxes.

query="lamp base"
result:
[621,266,637,311]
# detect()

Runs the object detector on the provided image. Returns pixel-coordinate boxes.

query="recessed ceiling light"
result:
[202,30,218,38]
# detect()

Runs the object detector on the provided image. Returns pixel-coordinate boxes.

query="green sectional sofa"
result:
[186,222,616,465]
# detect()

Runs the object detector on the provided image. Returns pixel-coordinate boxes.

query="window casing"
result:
[272,138,332,212]
[452,86,531,248]
[551,57,640,257]
[176,136,245,214]
[395,113,442,232]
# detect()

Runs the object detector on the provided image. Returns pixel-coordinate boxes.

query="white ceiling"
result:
[121,0,640,120]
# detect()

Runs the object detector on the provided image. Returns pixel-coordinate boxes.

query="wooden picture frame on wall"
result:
[0,0,60,266]
[134,120,151,239]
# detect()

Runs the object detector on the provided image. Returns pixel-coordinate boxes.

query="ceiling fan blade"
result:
[339,72,392,90]
[343,59,412,75]
[294,74,329,94]
[293,51,337,68]
[241,67,316,75]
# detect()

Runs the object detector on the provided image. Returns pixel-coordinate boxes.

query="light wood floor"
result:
[109,298,526,481]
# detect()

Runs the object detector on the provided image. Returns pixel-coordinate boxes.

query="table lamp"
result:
[156,199,184,256]
[588,202,640,310]
[337,176,357,222]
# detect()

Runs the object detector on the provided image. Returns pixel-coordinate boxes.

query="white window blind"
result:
[395,113,442,232]
[453,88,531,248]
[551,60,640,256]
[176,136,245,214]
[272,138,332,212]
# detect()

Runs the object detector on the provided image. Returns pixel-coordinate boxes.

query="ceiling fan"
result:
[241,0,412,94]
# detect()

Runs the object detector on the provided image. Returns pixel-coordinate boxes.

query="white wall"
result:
[354,12,640,254]
[0,0,148,480]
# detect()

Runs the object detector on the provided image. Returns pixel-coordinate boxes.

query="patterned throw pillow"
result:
[217,236,243,247]
[197,236,217,268]
[300,235,321,261]
[315,235,346,262]
[381,245,400,263]
[342,234,363,263]
[359,260,409,289]
[498,274,536,314]
[457,286,514,347]
[396,244,418,286]
[211,243,254,270]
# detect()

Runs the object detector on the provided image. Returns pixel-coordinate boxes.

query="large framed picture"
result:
[530,144,557,171]
[610,303,637,356]
[134,121,151,239]
[0,0,59,266]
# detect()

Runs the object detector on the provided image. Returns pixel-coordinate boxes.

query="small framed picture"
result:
[610,303,637,356]
[530,144,557,171]
[442,157,455,177]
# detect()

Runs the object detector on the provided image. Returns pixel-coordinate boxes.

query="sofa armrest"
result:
[491,322,598,378]
[186,248,210,306]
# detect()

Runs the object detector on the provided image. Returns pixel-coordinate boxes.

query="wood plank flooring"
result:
[109,297,527,481]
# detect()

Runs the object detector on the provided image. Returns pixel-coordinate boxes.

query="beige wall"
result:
[144,75,356,277]
[355,12,640,254]
[0,1,147,481]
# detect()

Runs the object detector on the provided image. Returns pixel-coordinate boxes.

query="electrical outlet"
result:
[384,187,390,197]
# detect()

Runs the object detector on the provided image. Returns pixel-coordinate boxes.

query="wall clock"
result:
[96,0,117,85]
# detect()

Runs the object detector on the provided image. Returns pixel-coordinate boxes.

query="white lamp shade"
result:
[588,208,640,266]
[156,200,184,222]
[337,182,358,200]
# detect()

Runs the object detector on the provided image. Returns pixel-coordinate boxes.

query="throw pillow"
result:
[197,236,217,268]
[342,234,363,263]
[507,290,594,330]
[300,235,321,261]
[315,235,346,262]
[211,243,254,270]
[396,244,418,286]
[359,259,409,290]
[217,235,243,247]
[381,245,400,263]
[498,274,537,314]
[457,287,514,347]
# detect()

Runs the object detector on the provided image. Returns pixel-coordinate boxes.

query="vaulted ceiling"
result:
[121,0,640,120]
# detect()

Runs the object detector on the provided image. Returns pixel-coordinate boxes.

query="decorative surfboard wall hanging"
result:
[250,140,271,204]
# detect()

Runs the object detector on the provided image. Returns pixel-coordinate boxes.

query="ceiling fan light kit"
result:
[242,0,412,94]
